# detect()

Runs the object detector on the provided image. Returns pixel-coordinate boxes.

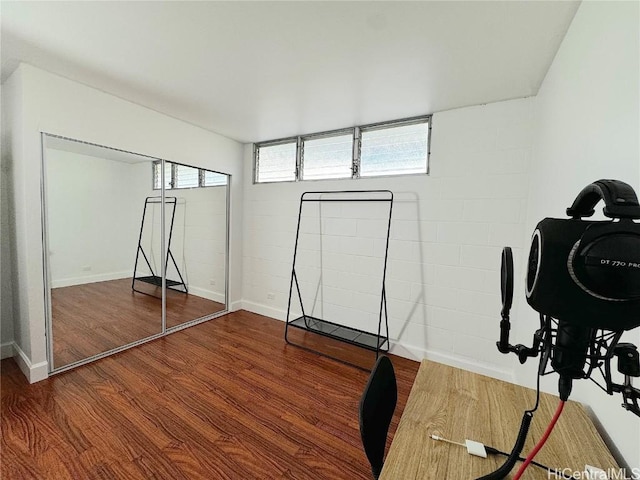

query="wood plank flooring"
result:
[51,278,225,368]
[1,311,420,479]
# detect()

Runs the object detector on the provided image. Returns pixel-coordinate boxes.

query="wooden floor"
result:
[51,278,225,368]
[1,311,420,479]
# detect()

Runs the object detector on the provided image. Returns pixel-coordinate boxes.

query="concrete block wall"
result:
[241,97,533,379]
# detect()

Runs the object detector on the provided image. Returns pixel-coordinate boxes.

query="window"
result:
[255,141,297,183]
[254,115,430,183]
[360,121,429,177]
[203,171,228,187]
[153,161,173,190]
[175,164,199,188]
[152,161,227,190]
[302,133,353,180]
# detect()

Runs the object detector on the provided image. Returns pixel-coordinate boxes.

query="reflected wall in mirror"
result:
[43,135,230,372]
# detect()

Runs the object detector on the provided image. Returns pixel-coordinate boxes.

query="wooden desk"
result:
[380,360,619,479]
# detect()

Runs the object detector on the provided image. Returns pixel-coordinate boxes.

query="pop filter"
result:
[497,247,515,355]
[501,247,514,318]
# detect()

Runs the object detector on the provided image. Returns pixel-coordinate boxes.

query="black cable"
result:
[485,447,578,480]
[475,333,546,480]
[474,411,533,480]
[526,347,545,414]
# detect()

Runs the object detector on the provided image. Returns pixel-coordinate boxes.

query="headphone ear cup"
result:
[570,232,640,301]
[525,219,590,321]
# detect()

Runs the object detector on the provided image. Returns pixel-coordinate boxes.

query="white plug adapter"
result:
[465,440,487,458]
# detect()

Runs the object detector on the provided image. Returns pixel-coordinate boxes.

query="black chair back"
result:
[358,355,398,479]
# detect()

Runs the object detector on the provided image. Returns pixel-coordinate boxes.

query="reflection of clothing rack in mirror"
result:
[132,196,188,296]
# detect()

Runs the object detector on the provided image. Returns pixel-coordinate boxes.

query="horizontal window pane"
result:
[154,161,172,190]
[302,134,353,180]
[204,170,228,186]
[257,142,297,183]
[175,164,199,188]
[360,122,429,177]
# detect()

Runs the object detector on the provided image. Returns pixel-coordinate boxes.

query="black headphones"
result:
[525,179,640,331]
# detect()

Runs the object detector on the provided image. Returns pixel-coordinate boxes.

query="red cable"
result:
[512,400,566,480]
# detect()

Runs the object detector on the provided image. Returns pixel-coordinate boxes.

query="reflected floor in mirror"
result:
[51,278,225,368]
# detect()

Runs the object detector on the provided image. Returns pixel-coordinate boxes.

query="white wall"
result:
[242,97,533,380]
[0,68,23,362]
[0,70,20,360]
[519,1,640,469]
[0,146,13,359]
[1,64,244,382]
[46,149,147,287]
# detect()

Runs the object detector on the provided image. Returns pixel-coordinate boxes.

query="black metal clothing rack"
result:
[132,196,188,296]
[284,190,393,367]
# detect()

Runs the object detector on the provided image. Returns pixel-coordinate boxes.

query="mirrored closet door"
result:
[42,134,229,372]
[155,161,229,329]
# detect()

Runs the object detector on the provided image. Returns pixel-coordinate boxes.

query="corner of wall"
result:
[12,342,48,383]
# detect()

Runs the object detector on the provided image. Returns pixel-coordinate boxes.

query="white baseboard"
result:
[230,300,243,312]
[188,286,225,304]
[388,342,515,383]
[52,270,131,288]
[240,300,287,321]
[12,343,48,383]
[239,299,515,382]
[0,342,14,360]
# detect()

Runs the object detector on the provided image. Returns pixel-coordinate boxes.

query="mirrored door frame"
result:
[40,132,231,375]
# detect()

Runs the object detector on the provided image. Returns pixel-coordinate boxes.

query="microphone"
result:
[551,320,592,401]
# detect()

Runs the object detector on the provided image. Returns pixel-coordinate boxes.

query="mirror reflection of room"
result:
[139,160,228,328]
[44,135,228,370]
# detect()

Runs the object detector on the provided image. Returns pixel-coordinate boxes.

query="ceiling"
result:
[1,1,579,144]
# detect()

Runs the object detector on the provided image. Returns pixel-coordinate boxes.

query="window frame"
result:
[152,160,228,190]
[253,114,431,184]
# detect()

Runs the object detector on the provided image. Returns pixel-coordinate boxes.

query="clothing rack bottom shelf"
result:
[287,315,389,351]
